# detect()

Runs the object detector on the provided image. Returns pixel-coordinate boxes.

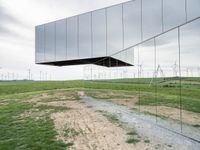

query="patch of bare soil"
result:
[90,91,200,126]
[27,93,50,103]
[107,98,138,109]
[106,95,200,126]
[20,91,74,120]
[140,106,200,126]
[28,91,78,104]
[86,90,136,100]
[51,101,153,150]
[19,108,50,120]
[85,90,139,109]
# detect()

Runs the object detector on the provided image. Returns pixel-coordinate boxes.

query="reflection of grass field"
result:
[86,77,200,113]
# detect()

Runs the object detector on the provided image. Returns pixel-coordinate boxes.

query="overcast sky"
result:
[0,0,128,80]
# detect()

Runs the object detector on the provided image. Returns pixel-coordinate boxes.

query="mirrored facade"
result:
[36,0,200,141]
[36,0,200,67]
[55,19,67,61]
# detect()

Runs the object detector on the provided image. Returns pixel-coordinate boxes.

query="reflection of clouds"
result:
[107,4,123,55]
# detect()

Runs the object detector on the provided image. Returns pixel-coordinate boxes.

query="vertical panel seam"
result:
[66,19,68,59]
[91,12,93,58]
[77,16,79,58]
[106,8,108,56]
[55,22,57,61]
[122,4,125,50]
[178,27,183,132]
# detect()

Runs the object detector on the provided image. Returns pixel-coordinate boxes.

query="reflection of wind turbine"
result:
[138,64,143,78]
[149,64,165,86]
[171,61,178,77]
[157,65,165,77]
[186,68,189,77]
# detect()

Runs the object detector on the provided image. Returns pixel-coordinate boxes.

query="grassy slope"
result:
[0,78,200,113]
[0,80,83,95]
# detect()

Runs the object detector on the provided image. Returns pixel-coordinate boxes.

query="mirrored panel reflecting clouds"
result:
[45,22,55,62]
[92,9,107,57]
[35,25,45,62]
[67,16,78,60]
[123,0,141,48]
[107,4,123,55]
[142,0,162,39]
[56,19,67,61]
[163,0,186,31]
[79,13,92,59]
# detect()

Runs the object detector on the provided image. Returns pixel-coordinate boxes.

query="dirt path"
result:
[24,90,200,150]
[93,93,200,126]
[81,96,200,150]
[51,101,153,150]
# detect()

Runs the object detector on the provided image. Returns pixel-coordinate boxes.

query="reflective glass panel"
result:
[56,19,67,61]
[126,47,134,65]
[35,25,45,62]
[67,16,78,60]
[123,0,141,48]
[180,18,200,141]
[187,0,200,20]
[142,0,162,39]
[156,29,181,132]
[163,0,186,31]
[45,22,56,61]
[92,9,107,57]
[139,39,156,122]
[79,13,92,58]
[107,4,123,55]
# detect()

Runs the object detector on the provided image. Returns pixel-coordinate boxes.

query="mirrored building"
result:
[35,0,200,68]
[35,0,200,142]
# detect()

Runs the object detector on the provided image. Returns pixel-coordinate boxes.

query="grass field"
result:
[0,78,199,149]
[0,78,200,113]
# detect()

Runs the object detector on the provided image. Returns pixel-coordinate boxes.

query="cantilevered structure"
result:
[35,1,136,67]
[35,0,200,68]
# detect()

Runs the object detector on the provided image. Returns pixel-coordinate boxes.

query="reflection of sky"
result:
[131,18,200,77]
[1,0,200,80]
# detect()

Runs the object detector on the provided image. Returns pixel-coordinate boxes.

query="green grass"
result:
[103,113,120,124]
[0,90,77,150]
[0,99,67,150]
[0,78,200,113]
[126,130,141,145]
[126,138,140,144]
[0,80,83,95]
[144,139,150,143]
[192,124,200,128]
